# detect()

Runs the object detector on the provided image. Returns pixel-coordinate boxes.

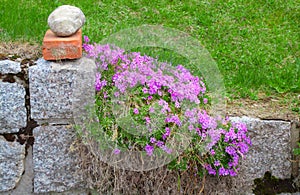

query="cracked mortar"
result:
[0,58,38,150]
[0,57,38,193]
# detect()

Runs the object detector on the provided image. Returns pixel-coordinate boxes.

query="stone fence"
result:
[0,58,299,194]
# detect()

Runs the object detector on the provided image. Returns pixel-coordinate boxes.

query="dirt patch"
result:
[254,171,299,194]
[0,41,42,60]
[226,93,299,121]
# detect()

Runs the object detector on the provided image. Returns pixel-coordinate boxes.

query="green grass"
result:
[0,0,299,101]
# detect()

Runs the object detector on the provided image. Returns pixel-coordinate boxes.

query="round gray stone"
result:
[47,5,85,37]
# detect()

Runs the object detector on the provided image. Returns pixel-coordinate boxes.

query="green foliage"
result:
[1,0,299,99]
[293,142,300,156]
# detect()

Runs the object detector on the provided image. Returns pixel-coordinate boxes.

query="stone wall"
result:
[0,58,299,194]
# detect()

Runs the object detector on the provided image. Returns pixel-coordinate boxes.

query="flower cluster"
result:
[82,36,251,177]
[185,109,251,176]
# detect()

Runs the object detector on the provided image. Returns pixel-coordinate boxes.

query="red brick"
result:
[42,29,82,60]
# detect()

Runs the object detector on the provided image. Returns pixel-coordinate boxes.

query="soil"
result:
[254,172,299,195]
[226,93,299,122]
[0,42,41,60]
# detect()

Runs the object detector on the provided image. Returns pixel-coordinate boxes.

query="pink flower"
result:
[142,87,148,93]
[145,145,154,156]
[133,108,139,114]
[149,107,155,113]
[162,127,171,140]
[145,116,151,124]
[150,137,156,143]
[113,148,120,154]
[84,35,89,43]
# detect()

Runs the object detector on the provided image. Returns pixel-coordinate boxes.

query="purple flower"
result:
[218,167,229,176]
[244,137,252,146]
[114,91,120,97]
[158,90,163,96]
[145,116,151,124]
[158,99,171,113]
[84,35,89,43]
[235,122,248,133]
[237,142,249,154]
[161,145,172,154]
[225,146,236,155]
[156,141,164,147]
[203,98,208,104]
[210,149,215,155]
[149,107,155,113]
[188,124,194,131]
[145,144,154,156]
[175,101,180,108]
[229,169,237,176]
[237,129,247,141]
[142,87,148,93]
[204,164,216,175]
[166,115,181,126]
[103,91,108,99]
[232,154,239,166]
[162,127,171,140]
[214,160,221,167]
[184,108,196,118]
[150,137,156,143]
[95,79,107,91]
[224,127,236,142]
[133,108,139,114]
[113,148,120,154]
[197,110,217,130]
[206,129,221,150]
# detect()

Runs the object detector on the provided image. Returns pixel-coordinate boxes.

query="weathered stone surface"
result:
[26,116,293,194]
[33,125,84,193]
[0,60,21,74]
[3,146,34,195]
[224,116,292,194]
[29,57,95,125]
[231,116,291,178]
[48,5,85,37]
[0,136,26,192]
[0,82,26,133]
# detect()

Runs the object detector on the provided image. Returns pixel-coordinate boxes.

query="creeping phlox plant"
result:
[82,36,251,177]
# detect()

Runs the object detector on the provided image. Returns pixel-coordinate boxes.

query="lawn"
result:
[0,0,299,113]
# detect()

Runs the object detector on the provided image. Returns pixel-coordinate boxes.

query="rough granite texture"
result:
[0,82,27,133]
[223,116,292,194]
[29,117,292,194]
[4,147,34,195]
[0,136,26,192]
[29,57,95,125]
[231,116,291,179]
[48,5,85,37]
[0,60,21,74]
[33,125,84,193]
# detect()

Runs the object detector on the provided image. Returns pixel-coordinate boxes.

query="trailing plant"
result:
[79,36,252,178]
